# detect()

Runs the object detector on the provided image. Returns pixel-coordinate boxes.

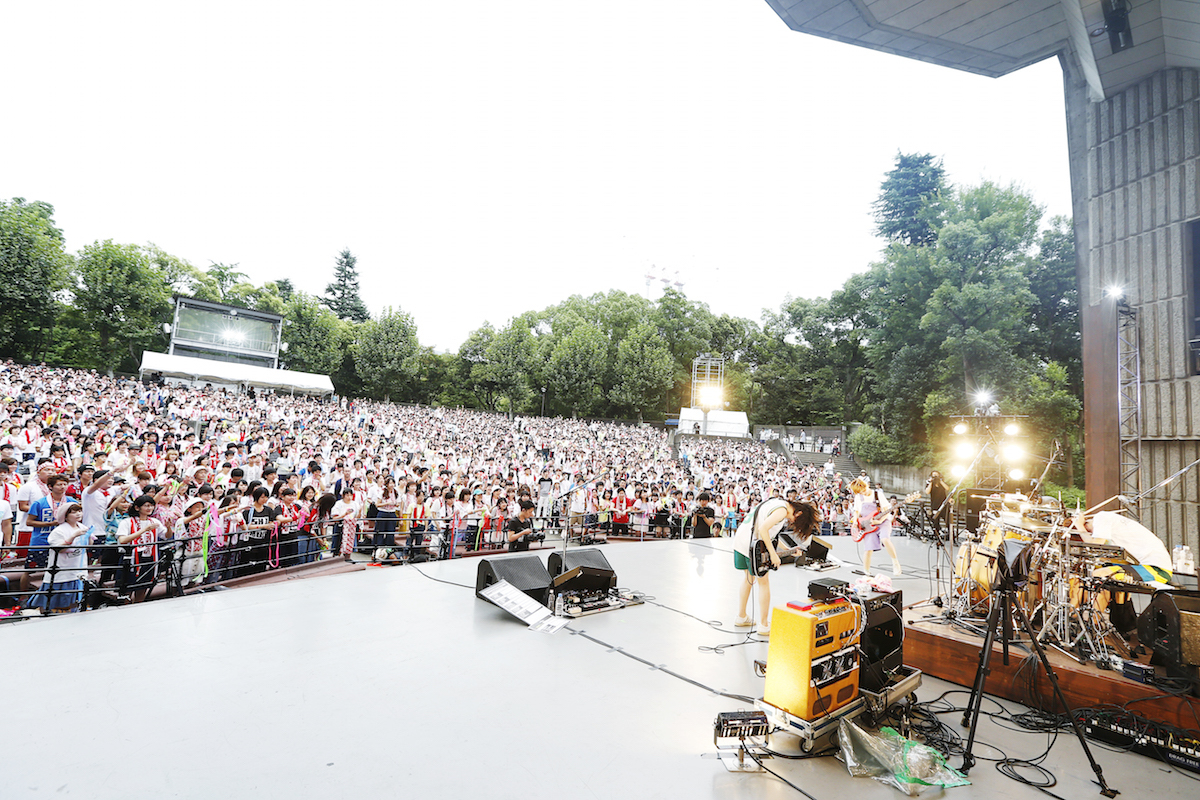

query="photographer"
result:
[506,499,541,552]
[690,491,716,539]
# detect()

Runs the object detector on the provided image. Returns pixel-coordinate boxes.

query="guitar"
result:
[751,535,781,577]
[852,491,920,541]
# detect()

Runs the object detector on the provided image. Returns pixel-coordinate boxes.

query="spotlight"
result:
[1009,469,1026,481]
[1004,423,1019,436]
[974,391,991,404]
[953,423,967,435]
[954,441,975,459]
[1104,284,1124,299]
[698,386,723,408]
[951,465,968,479]
[1002,443,1024,462]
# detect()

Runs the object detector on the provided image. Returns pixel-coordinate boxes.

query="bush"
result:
[848,424,915,465]
[1039,481,1085,512]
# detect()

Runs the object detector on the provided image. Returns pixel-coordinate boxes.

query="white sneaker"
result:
[734,616,754,627]
[756,623,770,637]
[892,562,903,575]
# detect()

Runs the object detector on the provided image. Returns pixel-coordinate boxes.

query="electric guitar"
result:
[852,491,920,541]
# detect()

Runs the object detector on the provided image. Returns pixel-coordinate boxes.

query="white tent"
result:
[677,407,749,438]
[139,351,335,396]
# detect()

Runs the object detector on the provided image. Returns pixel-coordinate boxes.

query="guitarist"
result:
[851,477,902,575]
[732,497,820,636]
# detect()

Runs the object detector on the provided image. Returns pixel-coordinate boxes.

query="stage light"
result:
[953,423,967,435]
[951,464,968,479]
[954,440,975,459]
[1009,469,1026,481]
[699,386,723,408]
[223,329,245,343]
[1004,423,1019,436]
[974,391,991,404]
[1104,284,1124,299]
[1002,443,1025,462]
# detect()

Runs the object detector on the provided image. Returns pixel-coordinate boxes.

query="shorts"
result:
[733,551,751,571]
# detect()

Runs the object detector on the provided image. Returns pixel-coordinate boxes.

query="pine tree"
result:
[322,249,371,323]
[872,153,948,247]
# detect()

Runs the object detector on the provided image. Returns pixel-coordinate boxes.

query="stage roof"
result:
[764,0,1200,98]
[139,351,335,396]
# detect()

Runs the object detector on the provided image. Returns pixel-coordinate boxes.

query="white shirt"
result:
[16,480,45,532]
[46,523,93,583]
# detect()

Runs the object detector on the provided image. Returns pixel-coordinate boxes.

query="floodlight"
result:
[1004,423,1019,436]
[280,342,289,352]
[1104,284,1124,299]
[953,423,967,435]
[1002,443,1025,462]
[699,386,723,408]
[950,464,968,479]
[1009,469,1026,481]
[974,391,991,404]
[954,441,975,459]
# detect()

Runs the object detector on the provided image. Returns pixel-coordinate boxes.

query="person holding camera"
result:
[506,499,541,552]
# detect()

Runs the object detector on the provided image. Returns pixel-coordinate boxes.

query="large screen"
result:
[175,304,278,356]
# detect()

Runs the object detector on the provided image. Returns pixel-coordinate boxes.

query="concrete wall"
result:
[858,462,927,496]
[1073,65,1200,552]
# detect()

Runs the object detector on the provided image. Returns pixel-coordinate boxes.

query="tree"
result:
[73,241,173,370]
[268,278,296,303]
[488,322,536,412]
[204,262,248,299]
[323,248,370,323]
[459,323,500,410]
[547,323,606,416]
[873,152,948,246]
[354,307,419,401]
[281,293,344,376]
[919,182,1041,395]
[1026,216,1081,388]
[609,323,673,421]
[0,198,71,360]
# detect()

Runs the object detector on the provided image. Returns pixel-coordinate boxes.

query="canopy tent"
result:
[677,407,749,438]
[139,351,334,396]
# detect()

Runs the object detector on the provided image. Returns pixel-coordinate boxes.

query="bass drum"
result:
[954,542,996,604]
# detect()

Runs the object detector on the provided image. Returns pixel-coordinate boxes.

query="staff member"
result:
[732,497,819,636]
[690,491,716,538]
[925,471,950,539]
[506,499,538,552]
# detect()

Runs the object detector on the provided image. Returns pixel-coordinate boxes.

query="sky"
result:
[3,1,1072,353]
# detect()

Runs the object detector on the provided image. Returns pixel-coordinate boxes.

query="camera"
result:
[529,532,545,543]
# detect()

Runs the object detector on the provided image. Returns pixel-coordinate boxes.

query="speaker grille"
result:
[548,547,613,577]
[476,555,552,604]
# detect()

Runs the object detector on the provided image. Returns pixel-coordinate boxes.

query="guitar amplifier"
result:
[763,600,861,720]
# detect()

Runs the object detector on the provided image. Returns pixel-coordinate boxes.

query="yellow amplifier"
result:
[763,599,861,720]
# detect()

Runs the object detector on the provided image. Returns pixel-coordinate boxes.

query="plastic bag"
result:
[838,718,970,796]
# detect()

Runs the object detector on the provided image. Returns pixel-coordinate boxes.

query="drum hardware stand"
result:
[959,559,1119,797]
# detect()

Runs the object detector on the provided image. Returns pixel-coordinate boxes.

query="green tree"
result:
[1026,215,1081,388]
[488,322,536,412]
[609,323,674,421]
[204,262,248,299]
[73,241,173,370]
[459,323,500,410]
[0,198,71,360]
[873,152,948,246]
[547,323,606,416]
[281,293,344,375]
[354,307,418,401]
[920,182,1041,395]
[323,249,370,323]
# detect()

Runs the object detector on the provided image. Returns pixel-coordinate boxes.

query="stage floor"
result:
[6,535,1196,799]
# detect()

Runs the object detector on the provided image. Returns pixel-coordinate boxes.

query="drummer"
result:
[851,478,902,576]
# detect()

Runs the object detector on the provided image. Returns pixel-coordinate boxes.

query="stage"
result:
[5,535,1197,799]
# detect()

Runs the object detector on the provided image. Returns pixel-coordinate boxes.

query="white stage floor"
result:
[6,535,1196,799]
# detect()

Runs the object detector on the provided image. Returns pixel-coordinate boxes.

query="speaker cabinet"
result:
[548,547,614,578]
[1138,589,1200,696]
[476,555,551,606]
[764,600,861,720]
[859,590,904,692]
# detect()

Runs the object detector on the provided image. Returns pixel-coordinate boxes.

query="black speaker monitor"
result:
[548,547,614,578]
[476,555,552,606]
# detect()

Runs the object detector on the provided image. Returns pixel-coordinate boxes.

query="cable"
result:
[744,749,823,800]
[410,564,473,589]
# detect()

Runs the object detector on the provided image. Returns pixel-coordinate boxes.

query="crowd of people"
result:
[0,361,902,615]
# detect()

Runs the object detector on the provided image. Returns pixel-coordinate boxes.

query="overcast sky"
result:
[3,1,1072,352]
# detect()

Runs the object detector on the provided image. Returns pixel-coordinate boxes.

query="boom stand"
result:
[958,566,1119,797]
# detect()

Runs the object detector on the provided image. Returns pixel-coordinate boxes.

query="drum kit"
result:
[951,493,1133,664]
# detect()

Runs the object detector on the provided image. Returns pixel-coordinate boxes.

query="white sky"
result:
[3,1,1072,353]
